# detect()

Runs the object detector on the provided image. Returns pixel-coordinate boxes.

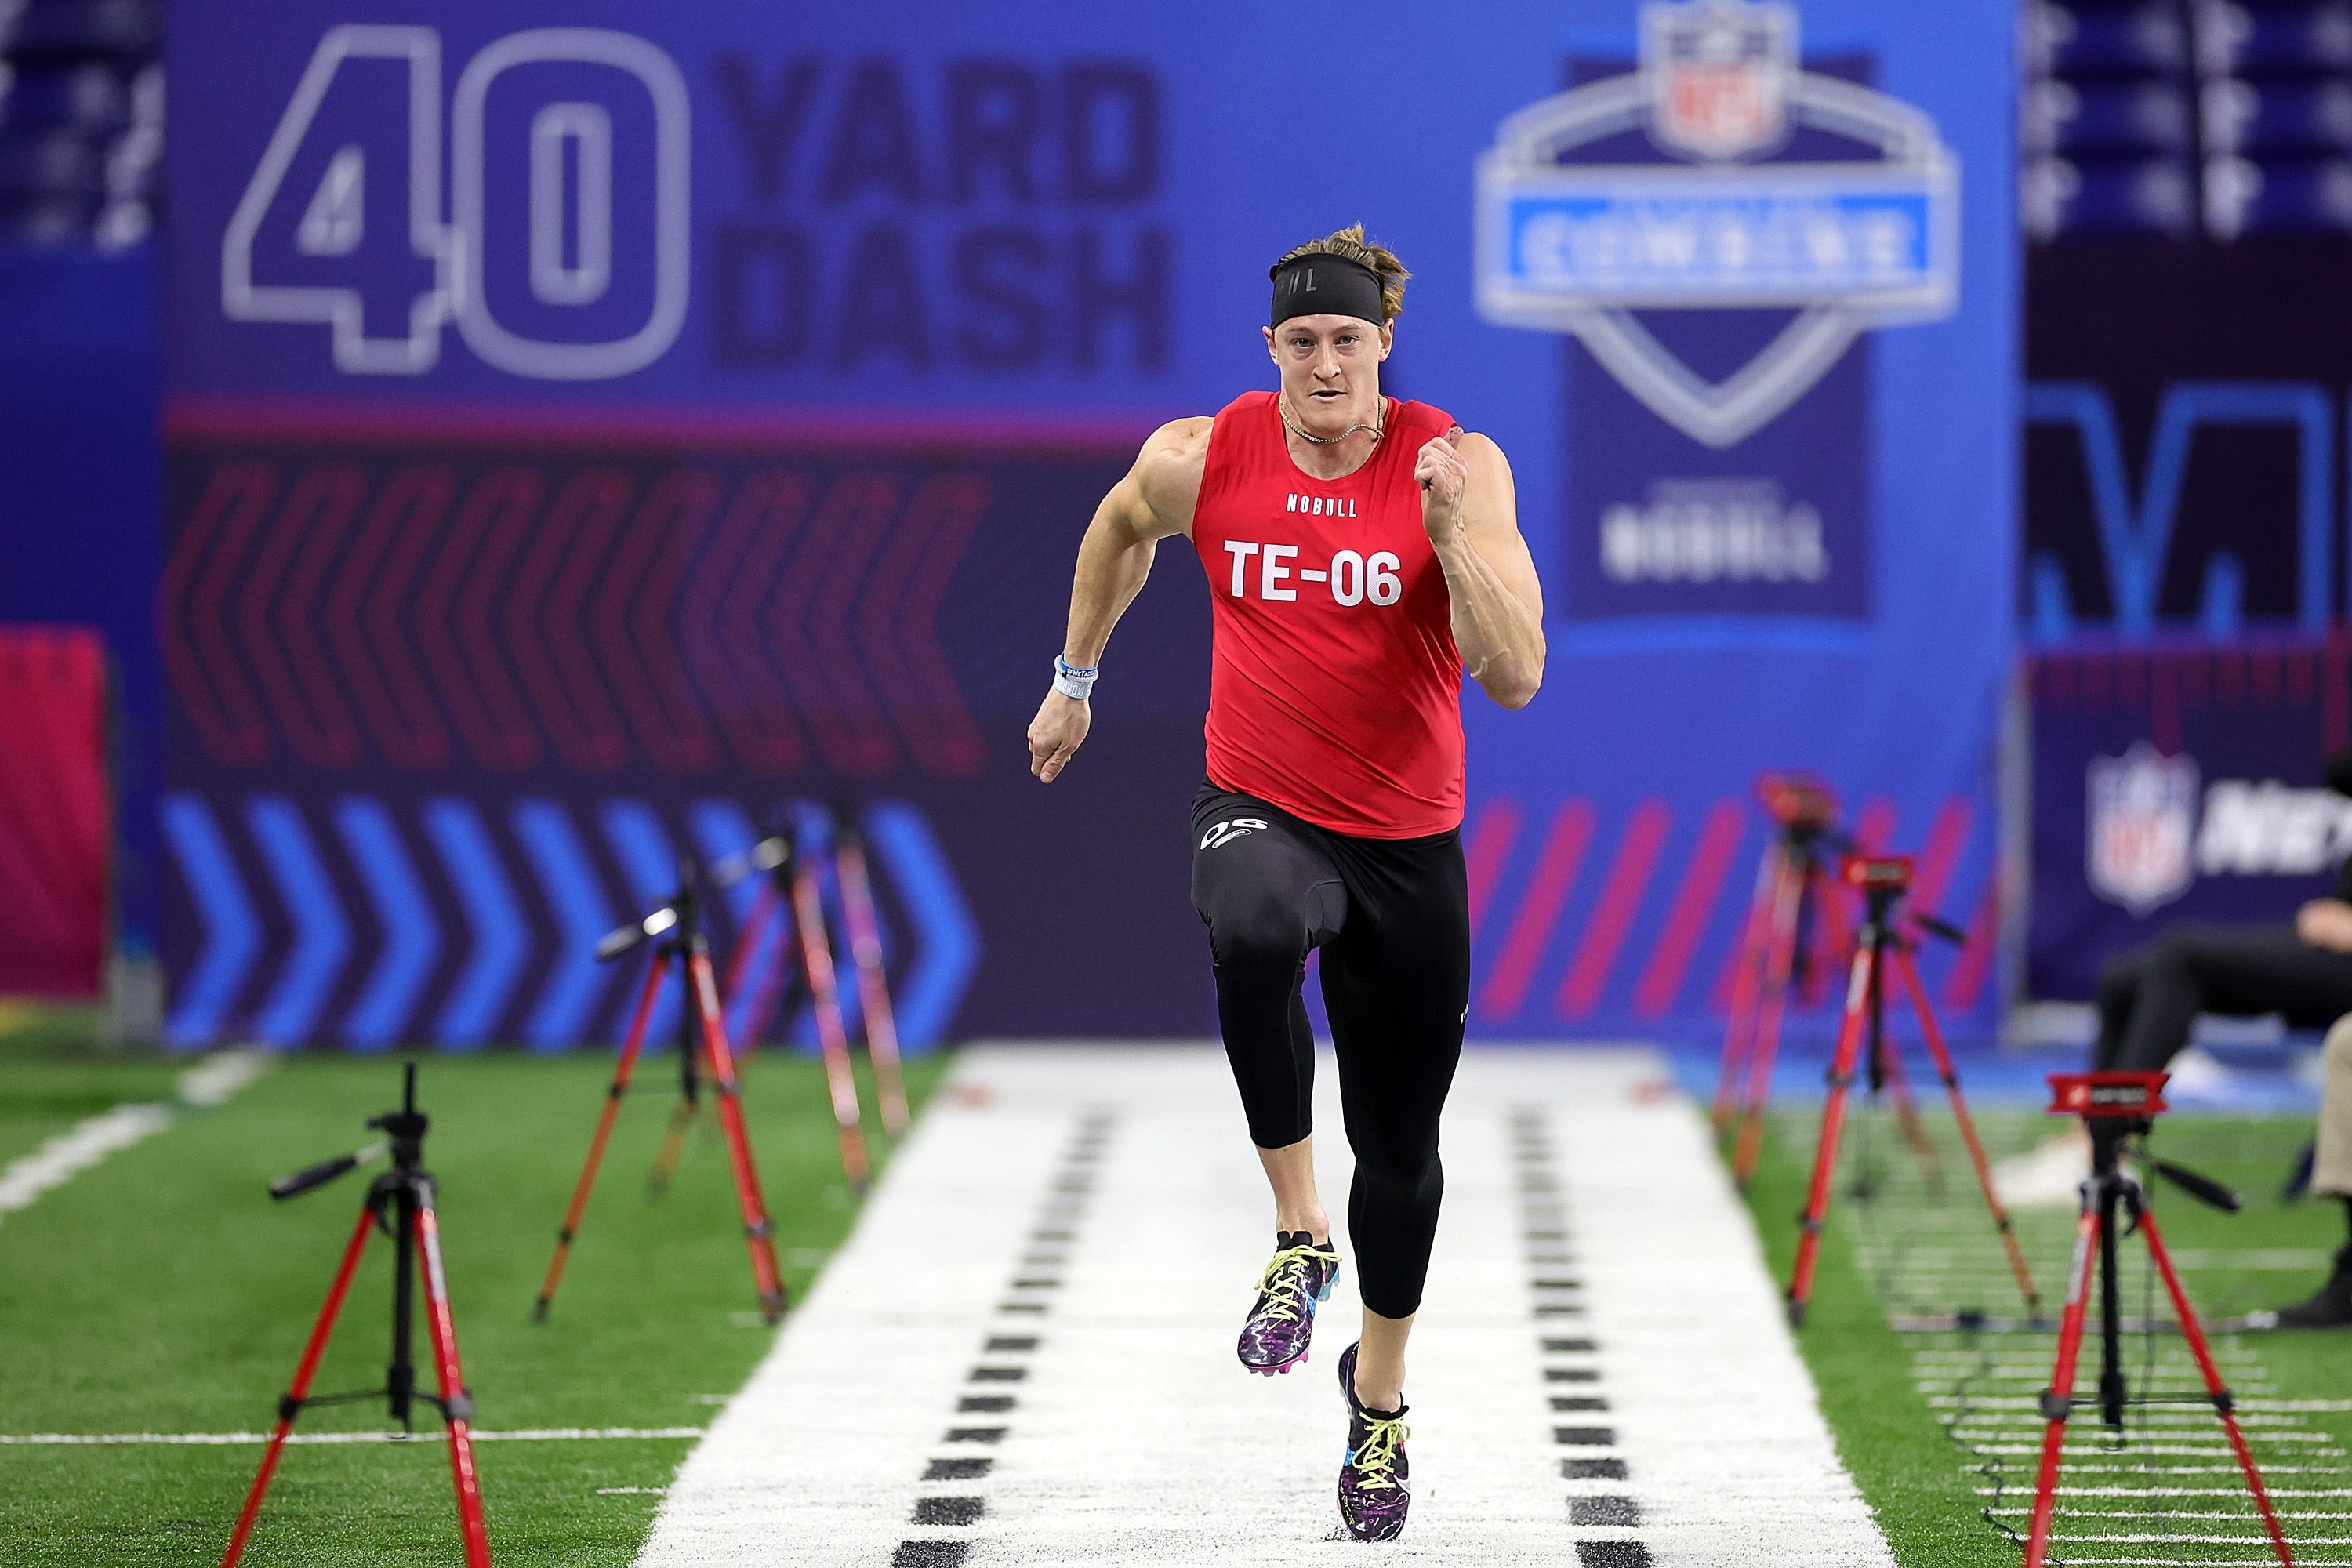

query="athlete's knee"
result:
[1353,1139,1443,1207]
[1203,890,1310,977]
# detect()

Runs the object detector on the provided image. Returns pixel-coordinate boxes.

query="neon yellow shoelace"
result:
[1252,1243,1331,1324]
[1348,1414,1410,1490]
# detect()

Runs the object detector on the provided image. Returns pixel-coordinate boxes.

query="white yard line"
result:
[0,1047,270,1224]
[0,1103,172,1218]
[633,1044,1891,1566]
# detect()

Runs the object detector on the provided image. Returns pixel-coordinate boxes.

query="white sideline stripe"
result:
[0,1427,703,1445]
[0,1048,270,1225]
[633,1044,1892,1566]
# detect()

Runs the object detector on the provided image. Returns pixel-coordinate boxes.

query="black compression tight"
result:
[1190,781,1470,1319]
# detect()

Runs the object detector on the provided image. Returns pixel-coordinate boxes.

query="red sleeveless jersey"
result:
[1190,391,1465,838]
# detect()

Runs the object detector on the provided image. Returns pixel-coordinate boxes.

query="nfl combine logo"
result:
[1473,0,1958,448]
[1648,0,1794,162]
[2086,743,2199,916]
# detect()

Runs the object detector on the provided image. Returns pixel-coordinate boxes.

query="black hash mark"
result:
[911,1497,985,1526]
[1563,1457,1628,1480]
[891,1541,970,1566]
[1574,1544,1653,1568]
[922,1457,991,1481]
[1570,1495,1641,1526]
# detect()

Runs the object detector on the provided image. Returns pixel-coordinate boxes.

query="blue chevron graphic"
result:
[862,802,978,1050]
[419,797,527,1049]
[333,797,441,1051]
[600,798,683,1044]
[514,798,616,1051]
[245,796,354,1047]
[161,793,262,1049]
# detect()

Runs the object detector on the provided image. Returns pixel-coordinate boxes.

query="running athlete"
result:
[1027,225,1544,1541]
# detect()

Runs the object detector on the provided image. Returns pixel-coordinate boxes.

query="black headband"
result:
[1269,254,1386,328]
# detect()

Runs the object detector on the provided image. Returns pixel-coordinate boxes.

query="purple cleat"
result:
[1335,1341,1411,1542]
[1237,1230,1341,1375]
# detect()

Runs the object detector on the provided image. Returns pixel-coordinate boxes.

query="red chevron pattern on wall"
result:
[159,442,1016,780]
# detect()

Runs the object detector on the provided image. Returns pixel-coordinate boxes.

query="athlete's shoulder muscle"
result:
[1119,416,1212,541]
[1456,430,1514,501]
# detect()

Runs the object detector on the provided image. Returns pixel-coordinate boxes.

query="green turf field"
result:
[8,1025,2349,1566]
[1743,1098,2352,1567]
[0,1040,943,1567]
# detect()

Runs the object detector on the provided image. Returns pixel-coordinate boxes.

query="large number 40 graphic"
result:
[221,24,689,380]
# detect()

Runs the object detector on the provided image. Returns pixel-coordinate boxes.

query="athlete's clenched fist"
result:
[1414,434,1468,543]
[1028,691,1091,782]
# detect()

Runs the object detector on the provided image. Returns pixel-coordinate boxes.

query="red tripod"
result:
[1785,855,2038,1327]
[223,1064,491,1568]
[829,804,911,1138]
[2024,1073,2292,1568]
[716,820,874,1191]
[534,875,786,1323]
[1716,774,1846,1188]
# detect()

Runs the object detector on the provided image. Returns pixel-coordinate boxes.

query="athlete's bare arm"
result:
[1415,431,1545,710]
[1027,417,1213,782]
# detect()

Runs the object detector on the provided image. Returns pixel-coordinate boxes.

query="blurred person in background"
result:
[1999,757,2352,1207]
[2266,1014,2352,1329]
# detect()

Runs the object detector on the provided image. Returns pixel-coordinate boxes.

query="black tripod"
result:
[2024,1071,2290,1567]
[222,1064,492,1567]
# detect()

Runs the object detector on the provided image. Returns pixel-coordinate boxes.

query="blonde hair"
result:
[1271,223,1410,322]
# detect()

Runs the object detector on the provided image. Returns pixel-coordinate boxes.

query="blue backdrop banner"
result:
[160,0,2015,1048]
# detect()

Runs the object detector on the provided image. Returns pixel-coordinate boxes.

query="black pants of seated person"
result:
[2093,923,2352,1074]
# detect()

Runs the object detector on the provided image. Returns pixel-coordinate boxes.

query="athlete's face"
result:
[1263,314,1392,437]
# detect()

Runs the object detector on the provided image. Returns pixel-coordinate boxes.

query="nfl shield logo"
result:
[2086,743,2200,916]
[1643,0,1796,162]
